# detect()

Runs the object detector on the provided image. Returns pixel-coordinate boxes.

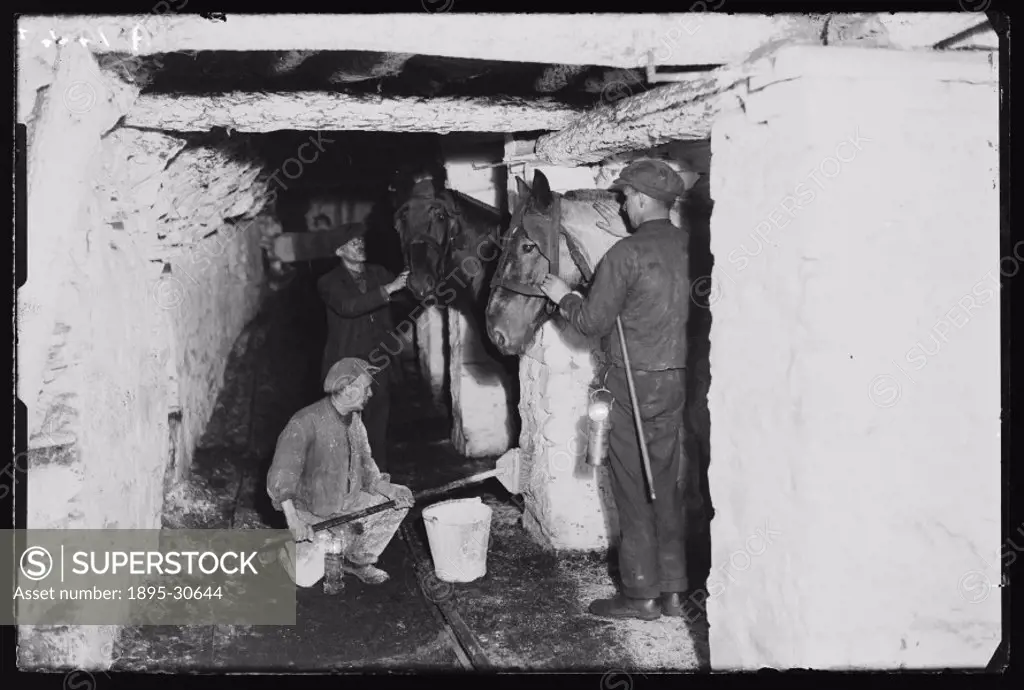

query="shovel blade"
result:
[279,540,326,588]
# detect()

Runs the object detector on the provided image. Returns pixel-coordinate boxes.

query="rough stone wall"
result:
[706,48,1000,669]
[108,128,269,486]
[19,132,175,671]
[19,126,270,670]
[161,224,265,484]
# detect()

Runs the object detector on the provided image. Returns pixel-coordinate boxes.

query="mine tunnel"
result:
[15,13,1002,674]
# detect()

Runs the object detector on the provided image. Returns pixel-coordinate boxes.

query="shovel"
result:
[258,451,528,563]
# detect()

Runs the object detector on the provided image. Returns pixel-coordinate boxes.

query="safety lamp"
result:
[586,388,614,467]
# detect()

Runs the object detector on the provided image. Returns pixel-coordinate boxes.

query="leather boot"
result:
[343,560,390,585]
[588,594,662,621]
[661,591,704,620]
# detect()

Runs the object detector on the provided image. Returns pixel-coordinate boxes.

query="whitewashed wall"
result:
[706,47,1000,670]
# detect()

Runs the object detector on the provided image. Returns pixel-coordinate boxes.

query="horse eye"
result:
[522,244,536,254]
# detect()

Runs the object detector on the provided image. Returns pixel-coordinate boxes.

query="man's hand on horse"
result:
[385,271,409,295]
[540,274,571,304]
[592,199,623,233]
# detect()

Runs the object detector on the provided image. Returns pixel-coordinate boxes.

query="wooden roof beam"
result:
[122,91,582,133]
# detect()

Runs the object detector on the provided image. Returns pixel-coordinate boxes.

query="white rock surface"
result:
[706,48,1000,670]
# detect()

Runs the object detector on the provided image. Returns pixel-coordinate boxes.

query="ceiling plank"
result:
[17,13,987,68]
[122,91,582,133]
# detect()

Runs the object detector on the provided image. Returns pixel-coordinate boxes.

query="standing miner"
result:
[318,224,409,471]
[540,159,693,620]
[267,358,414,590]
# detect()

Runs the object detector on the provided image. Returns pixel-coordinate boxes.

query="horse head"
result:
[391,161,462,300]
[486,170,627,356]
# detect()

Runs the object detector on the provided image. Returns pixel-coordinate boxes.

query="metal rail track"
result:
[400,520,492,671]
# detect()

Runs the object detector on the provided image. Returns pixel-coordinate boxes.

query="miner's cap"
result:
[610,159,686,203]
[324,357,379,393]
[331,223,367,250]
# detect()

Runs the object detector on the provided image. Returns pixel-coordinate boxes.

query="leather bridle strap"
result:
[490,195,564,300]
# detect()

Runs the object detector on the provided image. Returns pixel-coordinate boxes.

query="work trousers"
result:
[296,489,409,566]
[604,365,689,599]
[362,372,391,472]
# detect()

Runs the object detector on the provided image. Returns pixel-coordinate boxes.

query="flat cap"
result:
[324,357,379,393]
[330,222,367,249]
[611,159,686,203]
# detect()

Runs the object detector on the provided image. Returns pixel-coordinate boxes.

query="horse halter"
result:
[490,194,563,313]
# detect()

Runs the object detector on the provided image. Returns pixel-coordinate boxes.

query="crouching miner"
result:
[267,357,414,591]
[540,159,693,620]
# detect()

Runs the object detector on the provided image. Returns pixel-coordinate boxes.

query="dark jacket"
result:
[559,218,690,371]
[317,262,397,382]
[266,398,379,518]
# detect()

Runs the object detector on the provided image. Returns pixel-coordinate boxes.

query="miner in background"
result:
[267,358,414,589]
[318,223,409,472]
[539,159,693,621]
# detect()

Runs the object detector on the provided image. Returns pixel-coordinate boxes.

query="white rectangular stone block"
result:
[448,309,512,457]
[415,306,446,404]
[707,50,1000,670]
[519,320,620,550]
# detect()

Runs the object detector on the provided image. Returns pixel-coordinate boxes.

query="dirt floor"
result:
[112,270,709,672]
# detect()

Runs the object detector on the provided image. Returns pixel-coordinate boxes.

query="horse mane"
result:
[552,192,630,287]
[562,189,620,202]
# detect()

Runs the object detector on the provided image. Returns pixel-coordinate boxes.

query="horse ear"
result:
[532,171,553,211]
[515,176,531,200]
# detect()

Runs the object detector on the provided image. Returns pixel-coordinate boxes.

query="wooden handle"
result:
[260,466,506,555]
[616,316,657,502]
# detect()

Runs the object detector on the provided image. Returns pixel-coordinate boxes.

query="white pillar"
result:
[415,306,447,406]
[706,46,1000,669]
[441,146,514,457]
[512,162,617,548]
[519,319,620,549]
[448,308,514,457]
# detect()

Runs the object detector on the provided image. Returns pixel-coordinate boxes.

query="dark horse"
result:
[391,160,511,362]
